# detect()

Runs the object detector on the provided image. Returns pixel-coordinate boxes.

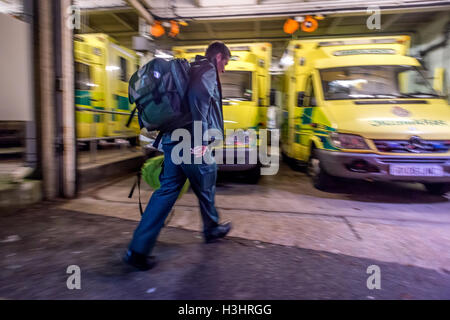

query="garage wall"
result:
[0,13,33,121]
[411,12,450,98]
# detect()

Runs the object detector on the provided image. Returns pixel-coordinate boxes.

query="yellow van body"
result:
[281,36,450,192]
[173,43,271,174]
[74,34,140,140]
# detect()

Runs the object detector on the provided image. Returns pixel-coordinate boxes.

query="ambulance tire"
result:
[242,166,261,184]
[281,151,293,165]
[282,152,307,172]
[247,166,261,184]
[423,183,449,196]
[308,149,335,191]
[128,136,138,147]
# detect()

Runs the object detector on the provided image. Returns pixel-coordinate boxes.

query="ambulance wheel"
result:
[281,152,292,168]
[247,166,261,184]
[282,152,306,172]
[423,183,449,196]
[129,136,138,147]
[282,152,295,168]
[307,149,334,191]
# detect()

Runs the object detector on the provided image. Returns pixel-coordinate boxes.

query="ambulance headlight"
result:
[225,130,257,147]
[330,133,369,150]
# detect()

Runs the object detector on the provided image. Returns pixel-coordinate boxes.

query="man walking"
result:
[124,41,232,271]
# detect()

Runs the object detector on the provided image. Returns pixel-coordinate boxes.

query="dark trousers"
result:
[128,134,219,256]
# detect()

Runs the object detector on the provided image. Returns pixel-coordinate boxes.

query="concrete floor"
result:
[1,162,450,299]
[64,162,450,272]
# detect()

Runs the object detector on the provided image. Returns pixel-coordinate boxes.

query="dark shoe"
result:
[123,250,157,271]
[204,222,232,243]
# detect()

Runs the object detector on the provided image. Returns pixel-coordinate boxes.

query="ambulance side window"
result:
[310,83,317,107]
[302,76,317,107]
[297,76,309,107]
[75,62,91,91]
[119,57,128,82]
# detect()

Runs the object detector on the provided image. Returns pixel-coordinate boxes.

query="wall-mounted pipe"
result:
[419,22,450,58]
[125,0,154,26]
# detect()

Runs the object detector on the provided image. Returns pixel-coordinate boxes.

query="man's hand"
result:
[191,145,208,158]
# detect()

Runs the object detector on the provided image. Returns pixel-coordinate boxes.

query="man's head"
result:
[205,41,231,73]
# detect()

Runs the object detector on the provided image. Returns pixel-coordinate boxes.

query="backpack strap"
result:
[170,60,186,99]
[152,131,164,149]
[126,106,138,128]
[128,171,144,216]
[137,171,143,216]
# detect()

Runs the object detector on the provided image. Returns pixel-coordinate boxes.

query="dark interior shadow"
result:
[265,161,449,204]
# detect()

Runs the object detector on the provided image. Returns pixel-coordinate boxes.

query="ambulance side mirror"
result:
[297,92,305,107]
[270,89,276,106]
[433,68,447,97]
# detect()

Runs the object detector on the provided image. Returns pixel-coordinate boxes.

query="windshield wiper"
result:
[348,94,375,98]
[373,94,404,98]
[349,94,404,99]
[401,92,441,98]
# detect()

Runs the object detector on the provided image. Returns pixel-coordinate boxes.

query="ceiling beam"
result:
[81,7,135,15]
[382,13,404,30]
[140,0,153,10]
[176,32,186,40]
[78,25,95,33]
[78,22,103,34]
[172,24,417,41]
[150,3,450,21]
[255,20,260,37]
[203,22,216,38]
[125,0,154,25]
[106,31,140,37]
[110,13,135,31]
[327,16,343,34]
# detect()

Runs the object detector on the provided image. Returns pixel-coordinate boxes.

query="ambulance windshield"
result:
[320,65,440,100]
[220,71,253,101]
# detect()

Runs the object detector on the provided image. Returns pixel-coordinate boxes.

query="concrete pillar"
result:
[23,0,38,170]
[35,0,76,199]
[37,0,58,199]
[60,0,76,198]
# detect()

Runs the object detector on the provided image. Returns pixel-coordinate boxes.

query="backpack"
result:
[127,58,192,147]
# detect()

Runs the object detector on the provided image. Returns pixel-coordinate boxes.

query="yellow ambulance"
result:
[173,43,272,181]
[74,34,140,140]
[281,36,450,194]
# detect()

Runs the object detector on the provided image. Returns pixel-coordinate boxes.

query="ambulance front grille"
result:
[374,140,450,154]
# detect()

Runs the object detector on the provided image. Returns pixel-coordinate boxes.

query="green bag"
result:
[141,155,190,196]
[128,155,190,216]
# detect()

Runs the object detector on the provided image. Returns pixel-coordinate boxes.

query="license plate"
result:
[389,164,444,177]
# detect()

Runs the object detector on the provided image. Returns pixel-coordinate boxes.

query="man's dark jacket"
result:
[187,55,224,146]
